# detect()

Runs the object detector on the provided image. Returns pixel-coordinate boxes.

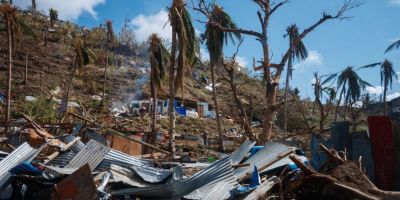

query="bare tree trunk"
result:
[283,55,292,138]
[6,20,12,129]
[334,86,345,122]
[168,29,177,156]
[44,26,48,47]
[65,59,78,114]
[24,50,28,85]
[211,63,224,152]
[227,69,255,141]
[145,79,157,153]
[316,97,325,133]
[383,80,388,116]
[101,52,108,105]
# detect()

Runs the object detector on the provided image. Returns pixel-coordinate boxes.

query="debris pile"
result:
[0,114,400,199]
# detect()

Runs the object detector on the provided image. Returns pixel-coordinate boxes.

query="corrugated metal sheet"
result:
[65,140,110,170]
[96,149,152,171]
[350,131,374,182]
[46,135,87,167]
[310,133,332,170]
[331,121,351,153]
[230,140,256,165]
[201,181,232,200]
[111,156,235,199]
[130,165,172,183]
[0,142,44,191]
[392,120,400,190]
[233,142,294,179]
[368,116,395,190]
[183,141,255,200]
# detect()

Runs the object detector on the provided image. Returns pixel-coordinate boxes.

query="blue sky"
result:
[14,0,400,100]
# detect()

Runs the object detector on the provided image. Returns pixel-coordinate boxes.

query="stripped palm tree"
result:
[101,20,114,106]
[31,0,36,12]
[359,59,398,115]
[313,73,336,132]
[283,24,308,137]
[49,8,58,27]
[147,33,169,151]
[334,66,371,121]
[205,5,240,151]
[0,4,35,127]
[386,39,400,53]
[168,0,199,154]
[64,38,95,114]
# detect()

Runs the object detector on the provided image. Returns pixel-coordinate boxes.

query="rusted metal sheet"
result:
[368,116,395,190]
[351,131,374,182]
[392,120,400,190]
[52,164,98,200]
[65,140,110,171]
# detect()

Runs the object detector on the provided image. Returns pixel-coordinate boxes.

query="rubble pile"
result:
[0,114,399,199]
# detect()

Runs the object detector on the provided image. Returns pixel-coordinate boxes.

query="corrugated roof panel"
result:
[392,120,400,190]
[65,140,110,171]
[130,165,171,183]
[111,156,235,199]
[230,140,255,165]
[368,116,395,190]
[233,142,293,179]
[331,121,351,153]
[96,149,152,171]
[351,131,375,182]
[0,142,44,191]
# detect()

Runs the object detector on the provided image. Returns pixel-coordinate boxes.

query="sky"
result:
[13,0,400,100]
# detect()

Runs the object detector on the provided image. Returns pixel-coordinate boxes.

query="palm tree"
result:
[283,24,308,137]
[31,0,36,12]
[386,39,400,53]
[313,73,336,132]
[64,38,95,114]
[334,66,370,121]
[359,59,398,115]
[204,5,241,151]
[101,20,114,106]
[0,4,35,127]
[147,33,169,150]
[168,0,199,154]
[49,8,58,27]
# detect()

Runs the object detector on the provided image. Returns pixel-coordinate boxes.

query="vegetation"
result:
[204,4,240,151]
[148,33,169,149]
[168,0,199,154]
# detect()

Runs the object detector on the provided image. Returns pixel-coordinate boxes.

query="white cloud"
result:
[131,10,172,42]
[293,50,323,71]
[14,0,105,21]
[236,56,248,69]
[388,0,400,6]
[366,86,384,96]
[387,92,400,101]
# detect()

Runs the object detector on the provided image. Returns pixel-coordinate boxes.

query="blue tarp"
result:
[310,133,332,170]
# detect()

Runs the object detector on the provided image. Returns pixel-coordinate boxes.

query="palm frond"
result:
[357,62,381,70]
[385,39,400,53]
[320,73,337,86]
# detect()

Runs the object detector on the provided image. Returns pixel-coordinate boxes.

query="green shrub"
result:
[21,96,58,123]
